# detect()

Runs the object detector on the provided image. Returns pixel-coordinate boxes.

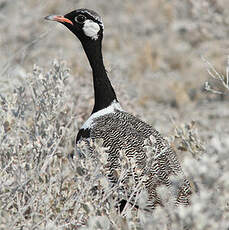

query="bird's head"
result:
[45,9,104,42]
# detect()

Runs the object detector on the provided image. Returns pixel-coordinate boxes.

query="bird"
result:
[45,8,192,212]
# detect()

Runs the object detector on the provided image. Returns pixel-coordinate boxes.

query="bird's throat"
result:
[81,40,117,114]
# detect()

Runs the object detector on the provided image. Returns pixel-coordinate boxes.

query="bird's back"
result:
[77,109,192,209]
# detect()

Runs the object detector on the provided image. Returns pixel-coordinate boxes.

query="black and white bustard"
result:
[45,9,192,210]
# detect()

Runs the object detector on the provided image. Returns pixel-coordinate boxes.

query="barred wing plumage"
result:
[76,110,192,209]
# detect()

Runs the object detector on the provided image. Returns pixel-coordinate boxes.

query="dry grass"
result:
[0,1,229,229]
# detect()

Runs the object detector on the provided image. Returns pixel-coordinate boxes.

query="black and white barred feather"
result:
[76,102,192,210]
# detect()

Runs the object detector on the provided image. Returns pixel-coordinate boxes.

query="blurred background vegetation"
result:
[0,0,229,229]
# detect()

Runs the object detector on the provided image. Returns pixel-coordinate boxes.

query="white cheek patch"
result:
[83,20,100,40]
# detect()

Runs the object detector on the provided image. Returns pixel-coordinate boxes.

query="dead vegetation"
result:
[0,1,229,229]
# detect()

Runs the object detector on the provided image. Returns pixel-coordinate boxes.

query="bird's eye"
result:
[75,15,86,23]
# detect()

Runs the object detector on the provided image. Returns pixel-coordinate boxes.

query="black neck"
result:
[81,39,117,114]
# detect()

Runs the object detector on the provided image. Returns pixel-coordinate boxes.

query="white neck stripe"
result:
[82,101,123,129]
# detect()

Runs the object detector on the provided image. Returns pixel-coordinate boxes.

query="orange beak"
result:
[45,15,73,25]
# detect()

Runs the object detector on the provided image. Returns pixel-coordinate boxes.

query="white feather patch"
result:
[83,20,100,40]
[82,101,124,129]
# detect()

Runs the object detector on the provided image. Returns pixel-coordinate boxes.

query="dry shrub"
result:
[1,61,229,229]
